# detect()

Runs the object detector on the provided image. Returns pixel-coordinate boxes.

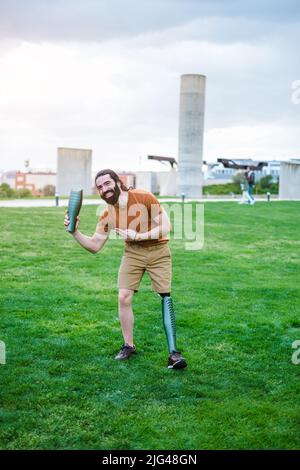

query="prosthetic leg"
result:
[160,293,187,369]
[161,294,177,353]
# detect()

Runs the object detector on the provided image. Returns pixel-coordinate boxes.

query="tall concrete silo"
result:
[56,147,92,196]
[177,74,206,197]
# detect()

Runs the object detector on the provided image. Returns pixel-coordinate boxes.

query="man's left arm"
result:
[115,207,171,241]
[136,208,171,241]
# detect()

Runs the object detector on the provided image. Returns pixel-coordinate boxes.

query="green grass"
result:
[203,183,279,195]
[0,202,299,450]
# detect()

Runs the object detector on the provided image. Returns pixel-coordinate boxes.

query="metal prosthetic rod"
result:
[161,296,177,353]
[67,189,83,233]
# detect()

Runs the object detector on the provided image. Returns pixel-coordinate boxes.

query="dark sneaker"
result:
[168,351,187,369]
[115,343,136,361]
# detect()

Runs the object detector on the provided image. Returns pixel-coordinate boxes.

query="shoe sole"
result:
[168,359,187,369]
[115,351,136,360]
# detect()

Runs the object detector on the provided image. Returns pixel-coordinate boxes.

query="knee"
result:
[118,290,133,307]
[159,292,171,298]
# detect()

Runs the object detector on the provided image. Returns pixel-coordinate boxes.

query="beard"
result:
[101,182,120,205]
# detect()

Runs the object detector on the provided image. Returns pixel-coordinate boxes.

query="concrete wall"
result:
[135,171,157,193]
[279,161,300,200]
[135,170,177,196]
[156,169,177,196]
[177,74,206,197]
[56,148,92,196]
[26,173,56,189]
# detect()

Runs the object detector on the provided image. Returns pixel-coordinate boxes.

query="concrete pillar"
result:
[177,74,206,198]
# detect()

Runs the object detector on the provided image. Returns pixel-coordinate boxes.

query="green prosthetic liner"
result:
[67,189,83,233]
[162,296,177,353]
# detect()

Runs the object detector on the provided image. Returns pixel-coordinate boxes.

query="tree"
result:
[258,175,273,189]
[0,183,16,198]
[17,188,32,198]
[232,171,246,185]
[43,184,56,196]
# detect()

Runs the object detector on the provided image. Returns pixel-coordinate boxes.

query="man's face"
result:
[95,174,120,205]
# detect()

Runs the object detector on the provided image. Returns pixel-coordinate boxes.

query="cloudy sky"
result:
[0,0,299,172]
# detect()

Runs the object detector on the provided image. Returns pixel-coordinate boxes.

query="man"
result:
[64,169,187,369]
[245,167,255,205]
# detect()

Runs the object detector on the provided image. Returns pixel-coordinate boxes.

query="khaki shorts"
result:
[118,243,172,293]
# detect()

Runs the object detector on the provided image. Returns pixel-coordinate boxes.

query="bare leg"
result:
[118,289,135,346]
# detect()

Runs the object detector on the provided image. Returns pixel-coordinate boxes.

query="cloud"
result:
[205,124,300,161]
[0,0,300,43]
[0,1,299,171]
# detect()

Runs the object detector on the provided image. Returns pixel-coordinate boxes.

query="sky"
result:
[0,0,299,172]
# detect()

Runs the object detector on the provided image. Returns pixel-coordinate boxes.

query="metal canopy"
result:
[148,155,177,168]
[217,158,267,171]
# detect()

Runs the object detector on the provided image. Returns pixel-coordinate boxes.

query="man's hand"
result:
[64,211,80,233]
[114,228,138,241]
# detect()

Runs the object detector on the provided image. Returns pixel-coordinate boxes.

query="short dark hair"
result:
[94,169,128,191]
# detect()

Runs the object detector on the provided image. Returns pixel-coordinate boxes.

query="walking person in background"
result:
[238,173,248,205]
[245,167,255,205]
[64,169,187,370]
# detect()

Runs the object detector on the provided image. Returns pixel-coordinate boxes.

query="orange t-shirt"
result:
[96,189,168,247]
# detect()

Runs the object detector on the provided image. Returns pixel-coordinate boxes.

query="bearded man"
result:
[64,169,187,369]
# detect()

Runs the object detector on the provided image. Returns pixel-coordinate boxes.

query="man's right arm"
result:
[73,230,109,254]
[64,212,109,254]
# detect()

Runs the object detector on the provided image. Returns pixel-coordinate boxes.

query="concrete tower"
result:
[56,147,92,196]
[177,74,206,197]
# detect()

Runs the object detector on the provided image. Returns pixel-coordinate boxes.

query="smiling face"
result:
[95,174,121,205]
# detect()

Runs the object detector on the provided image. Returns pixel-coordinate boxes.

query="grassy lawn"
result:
[0,201,299,450]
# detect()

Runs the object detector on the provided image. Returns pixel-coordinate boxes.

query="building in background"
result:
[177,74,206,197]
[134,171,157,193]
[203,162,235,185]
[1,159,283,198]
[57,147,92,196]
[0,169,56,195]
[260,160,280,181]
[15,170,56,195]
[279,160,300,200]
[0,170,17,189]
[213,158,279,185]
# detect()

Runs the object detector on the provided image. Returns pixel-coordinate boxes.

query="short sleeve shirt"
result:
[96,189,168,247]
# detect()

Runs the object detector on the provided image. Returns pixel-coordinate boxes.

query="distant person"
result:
[245,167,255,205]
